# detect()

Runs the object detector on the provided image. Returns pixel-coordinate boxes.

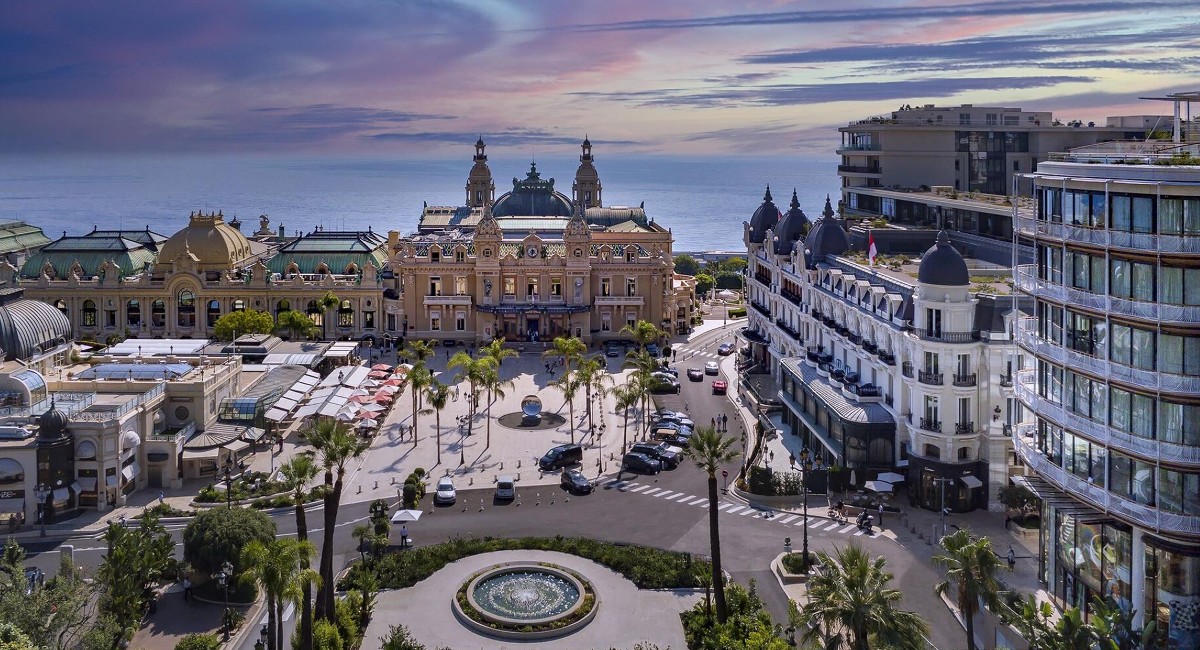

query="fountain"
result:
[455,563,598,639]
[520,395,543,426]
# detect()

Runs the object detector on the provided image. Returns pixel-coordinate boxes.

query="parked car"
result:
[630,442,681,469]
[649,376,681,394]
[646,343,661,357]
[434,477,456,505]
[560,469,594,494]
[653,412,694,428]
[651,420,694,436]
[712,379,728,395]
[604,342,622,358]
[655,364,678,377]
[717,342,736,355]
[657,432,693,448]
[539,443,584,471]
[704,361,720,375]
[686,367,703,381]
[621,452,662,474]
[495,475,516,500]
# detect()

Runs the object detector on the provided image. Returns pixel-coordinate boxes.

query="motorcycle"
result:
[857,514,874,534]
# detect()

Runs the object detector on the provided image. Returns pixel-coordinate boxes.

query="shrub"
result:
[781,553,813,574]
[727,307,747,319]
[334,596,361,650]
[182,507,275,578]
[311,619,343,650]
[681,580,788,650]
[379,624,426,650]
[175,633,221,650]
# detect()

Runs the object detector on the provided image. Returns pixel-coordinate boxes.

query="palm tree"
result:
[933,528,1009,650]
[550,372,583,444]
[480,337,517,368]
[623,349,659,436]
[276,309,319,341]
[318,291,339,340]
[239,538,319,650]
[612,382,639,453]
[448,351,490,439]
[279,454,319,650]
[308,419,368,621]
[682,426,740,623]
[543,335,586,373]
[619,319,662,351]
[406,364,431,448]
[401,338,435,366]
[481,362,513,448]
[576,355,613,438]
[799,544,930,650]
[424,380,450,466]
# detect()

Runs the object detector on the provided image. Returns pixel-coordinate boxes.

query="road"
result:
[17,324,963,650]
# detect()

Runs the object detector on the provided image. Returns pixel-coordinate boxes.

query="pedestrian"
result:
[400,525,409,548]
[769,451,775,464]
[711,417,716,429]
[722,413,728,427]
[1004,513,1011,530]
[183,576,192,602]
[1007,546,1016,568]
[878,503,885,527]
[158,490,164,504]
[672,350,677,362]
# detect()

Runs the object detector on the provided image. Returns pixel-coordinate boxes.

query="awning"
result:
[70,482,81,494]
[76,477,98,492]
[121,462,140,480]
[225,439,250,454]
[52,487,69,502]
[265,407,289,422]
[122,431,141,448]
[182,448,220,460]
[240,427,265,442]
[0,498,23,513]
[959,475,983,489]
[294,404,320,418]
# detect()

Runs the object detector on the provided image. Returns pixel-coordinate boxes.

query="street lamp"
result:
[255,623,267,650]
[799,447,811,568]
[222,457,235,509]
[34,484,50,533]
[216,560,233,640]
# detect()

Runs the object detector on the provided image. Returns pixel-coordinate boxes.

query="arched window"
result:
[275,299,290,318]
[177,290,196,327]
[316,264,331,277]
[337,300,354,328]
[126,299,141,326]
[206,300,221,327]
[231,299,246,312]
[77,440,97,460]
[306,300,323,327]
[0,458,24,484]
[151,299,166,327]
[53,299,67,316]
[81,299,97,327]
[285,263,300,278]
[344,263,359,275]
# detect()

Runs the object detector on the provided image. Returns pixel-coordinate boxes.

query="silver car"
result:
[704,361,720,375]
[434,477,456,505]
[495,475,516,500]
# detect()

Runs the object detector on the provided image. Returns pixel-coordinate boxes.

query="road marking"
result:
[808,520,824,528]
[642,488,665,496]
[740,508,757,516]
[853,530,865,536]
[683,496,706,505]
[724,505,743,514]
[656,491,678,499]
[822,522,841,531]
[839,525,858,534]
[778,515,799,524]
[627,485,651,493]
[665,493,688,501]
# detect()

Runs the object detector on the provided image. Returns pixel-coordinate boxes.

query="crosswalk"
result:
[599,477,880,538]
[671,346,722,361]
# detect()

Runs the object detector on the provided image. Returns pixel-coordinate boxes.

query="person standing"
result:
[1007,546,1016,568]
[400,525,409,548]
[877,503,885,527]
[182,576,192,602]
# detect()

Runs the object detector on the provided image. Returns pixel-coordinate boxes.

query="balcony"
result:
[751,301,772,317]
[1012,426,1200,537]
[955,422,975,435]
[837,164,882,175]
[862,341,877,354]
[918,370,944,386]
[999,374,1014,387]
[953,373,977,387]
[752,274,772,289]
[423,294,473,306]
[919,417,942,433]
[1016,214,1200,254]
[780,288,802,305]
[917,330,979,343]
[1015,264,1200,324]
[901,361,914,378]
[878,351,896,366]
[595,295,644,306]
[147,421,197,443]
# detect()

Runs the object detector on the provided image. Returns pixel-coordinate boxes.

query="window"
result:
[275,299,290,318]
[503,276,516,296]
[337,300,353,327]
[429,276,442,296]
[454,276,467,296]
[430,314,441,331]
[957,397,971,426]
[127,300,141,326]
[1013,160,1019,172]
[363,311,375,329]
[923,351,939,374]
[306,300,323,327]
[925,308,942,338]
[601,278,611,297]
[626,312,637,329]
[177,291,196,327]
[924,395,940,424]
[527,277,539,299]
[455,250,465,263]
[105,307,117,328]
[601,314,611,331]
[1158,333,1200,376]
[430,250,440,263]
[206,300,221,327]
[626,277,636,297]
[231,299,245,312]
[551,278,562,297]
[456,315,466,331]
[152,300,166,327]
[80,299,97,326]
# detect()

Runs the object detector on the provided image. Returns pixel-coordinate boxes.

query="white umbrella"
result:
[390,509,423,523]
[335,409,355,422]
[849,469,857,488]
[358,403,386,413]
[377,384,399,395]
[356,418,379,429]
[361,379,381,389]
[864,480,893,493]
[877,472,906,484]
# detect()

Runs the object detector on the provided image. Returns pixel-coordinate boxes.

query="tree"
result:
[276,309,319,341]
[550,372,583,444]
[1089,596,1158,650]
[932,528,1009,650]
[401,339,435,366]
[240,539,319,650]
[448,351,490,441]
[576,355,612,438]
[405,364,431,448]
[612,382,639,453]
[673,254,700,276]
[619,320,662,351]
[0,624,37,650]
[174,633,222,650]
[623,350,659,436]
[318,291,339,340]
[212,310,274,341]
[798,544,929,650]
[683,427,741,623]
[279,454,320,650]
[182,507,275,579]
[480,337,517,368]
[98,513,176,633]
[0,540,93,650]
[543,335,586,373]
[308,419,368,621]
[997,484,1039,525]
[481,361,513,448]
[694,272,714,298]
[717,256,747,275]
[424,380,450,465]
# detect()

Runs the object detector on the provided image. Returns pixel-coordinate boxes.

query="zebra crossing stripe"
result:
[808,520,825,528]
[778,515,799,524]
[687,496,709,505]
[725,506,744,514]
[822,522,842,531]
[838,525,858,534]
[853,530,865,536]
[796,519,810,526]
[668,493,692,502]
[717,503,735,511]
[627,485,650,493]
[740,508,757,516]
[656,491,678,499]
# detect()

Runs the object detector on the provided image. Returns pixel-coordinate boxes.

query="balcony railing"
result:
[837,164,882,174]
[780,288,802,305]
[918,330,979,343]
[918,370,944,386]
[919,417,942,433]
[751,301,771,317]
[999,374,1013,387]
[902,361,914,378]
[1015,264,1200,323]
[1012,425,1200,537]
[955,421,975,435]
[1016,215,1200,254]
[1013,370,1200,465]
[953,373,977,387]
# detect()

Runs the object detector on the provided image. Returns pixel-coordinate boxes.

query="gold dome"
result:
[159,211,254,270]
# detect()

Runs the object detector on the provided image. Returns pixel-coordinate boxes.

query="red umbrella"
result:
[373,392,392,404]
[367,370,389,379]
[371,363,393,371]
[383,378,404,387]
[348,395,373,404]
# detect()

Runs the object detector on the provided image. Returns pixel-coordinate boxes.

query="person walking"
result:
[1007,546,1016,568]
[400,525,409,549]
[182,576,192,602]
[877,503,885,527]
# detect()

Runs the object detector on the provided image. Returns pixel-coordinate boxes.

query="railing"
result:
[878,351,896,366]
[752,274,772,289]
[837,164,882,174]
[751,301,772,316]
[594,296,645,305]
[917,330,979,343]
[953,373,977,387]
[1016,215,1200,253]
[902,361,914,378]
[999,374,1013,387]
[919,417,942,433]
[918,370,944,386]
[955,422,975,435]
[422,294,472,305]
[1012,424,1200,536]
[1015,265,1200,323]
[1013,370,1200,465]
[70,384,165,422]
[848,384,882,398]
[147,421,196,442]
[780,288,802,305]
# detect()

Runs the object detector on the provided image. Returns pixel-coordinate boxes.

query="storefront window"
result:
[1145,542,1200,648]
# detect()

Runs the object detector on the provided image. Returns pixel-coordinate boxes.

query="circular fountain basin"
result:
[454,563,597,639]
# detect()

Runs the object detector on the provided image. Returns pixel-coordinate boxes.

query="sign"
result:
[721,470,728,479]
[0,490,21,499]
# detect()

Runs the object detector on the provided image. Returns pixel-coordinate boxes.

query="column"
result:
[1131,528,1145,627]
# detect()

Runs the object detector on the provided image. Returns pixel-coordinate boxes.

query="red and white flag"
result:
[868,231,878,267]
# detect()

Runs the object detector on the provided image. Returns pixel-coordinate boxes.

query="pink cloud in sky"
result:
[0,0,1196,156]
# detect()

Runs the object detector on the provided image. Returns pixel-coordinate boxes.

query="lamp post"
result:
[255,623,267,650]
[216,560,233,641]
[34,484,50,533]
[222,457,234,509]
[799,447,811,568]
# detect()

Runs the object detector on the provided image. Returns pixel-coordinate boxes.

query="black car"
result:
[539,443,584,471]
[717,342,736,355]
[686,367,703,381]
[604,342,622,358]
[560,469,594,494]
[659,432,692,447]
[649,376,681,394]
[630,442,680,469]
[621,452,662,474]
[655,364,678,377]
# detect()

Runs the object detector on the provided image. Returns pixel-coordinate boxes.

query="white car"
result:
[704,361,720,375]
[434,477,456,505]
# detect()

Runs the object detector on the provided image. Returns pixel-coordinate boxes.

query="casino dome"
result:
[158,211,254,269]
[773,190,810,255]
[748,186,781,244]
[491,163,574,217]
[917,231,969,286]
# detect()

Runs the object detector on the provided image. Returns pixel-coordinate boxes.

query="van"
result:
[495,475,516,500]
[539,444,584,471]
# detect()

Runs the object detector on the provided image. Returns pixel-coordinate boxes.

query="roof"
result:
[917,231,969,286]
[773,190,809,255]
[783,359,893,425]
[83,227,169,251]
[0,289,73,361]
[491,163,574,217]
[265,228,387,275]
[747,186,781,244]
[0,221,51,255]
[806,216,849,260]
[74,363,193,381]
[158,212,256,270]
[244,364,309,400]
[18,235,159,279]
[584,206,648,228]
[105,339,210,356]
[605,220,652,233]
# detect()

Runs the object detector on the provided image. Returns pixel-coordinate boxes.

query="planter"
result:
[772,552,818,585]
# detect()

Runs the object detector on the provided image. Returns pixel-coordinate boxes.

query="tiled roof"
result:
[19,235,158,279]
[84,229,169,251]
[0,221,52,254]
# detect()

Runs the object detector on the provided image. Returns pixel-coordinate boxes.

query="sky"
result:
[1,0,1198,158]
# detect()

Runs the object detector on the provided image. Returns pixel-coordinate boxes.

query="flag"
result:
[868,231,878,267]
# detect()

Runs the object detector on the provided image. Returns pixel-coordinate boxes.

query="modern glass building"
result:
[1012,140,1200,645]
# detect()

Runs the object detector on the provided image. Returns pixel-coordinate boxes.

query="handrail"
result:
[1015,264,1200,323]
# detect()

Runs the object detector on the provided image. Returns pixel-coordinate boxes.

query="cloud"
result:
[370,128,639,147]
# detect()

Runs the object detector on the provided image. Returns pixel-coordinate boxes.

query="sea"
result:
[0,154,838,253]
